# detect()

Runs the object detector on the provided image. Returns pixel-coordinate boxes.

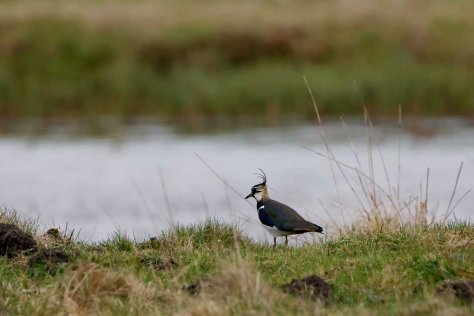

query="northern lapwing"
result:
[245,170,323,246]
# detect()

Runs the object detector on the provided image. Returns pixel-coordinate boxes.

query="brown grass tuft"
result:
[45,262,157,315]
[178,258,288,315]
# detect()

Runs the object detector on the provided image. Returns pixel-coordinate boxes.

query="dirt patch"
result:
[140,257,177,271]
[185,278,213,295]
[282,275,331,303]
[29,247,70,267]
[45,228,61,238]
[137,237,160,249]
[437,280,474,304]
[0,223,37,257]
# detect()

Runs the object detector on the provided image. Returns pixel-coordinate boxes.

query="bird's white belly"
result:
[262,225,292,237]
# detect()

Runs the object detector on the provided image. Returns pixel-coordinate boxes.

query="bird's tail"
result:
[291,221,324,234]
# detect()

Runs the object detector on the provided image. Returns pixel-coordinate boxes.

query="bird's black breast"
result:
[257,201,275,227]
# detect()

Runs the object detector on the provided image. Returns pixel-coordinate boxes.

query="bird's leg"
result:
[273,237,276,247]
[285,236,288,246]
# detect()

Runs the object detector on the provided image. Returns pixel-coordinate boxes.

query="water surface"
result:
[1,121,473,243]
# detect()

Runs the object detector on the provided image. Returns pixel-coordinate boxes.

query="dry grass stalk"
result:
[303,79,469,234]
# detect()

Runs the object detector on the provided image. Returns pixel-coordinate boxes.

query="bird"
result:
[245,169,323,246]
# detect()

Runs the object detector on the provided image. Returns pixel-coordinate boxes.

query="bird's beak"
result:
[245,193,253,199]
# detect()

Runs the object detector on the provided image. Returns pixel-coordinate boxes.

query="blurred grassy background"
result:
[0,0,473,128]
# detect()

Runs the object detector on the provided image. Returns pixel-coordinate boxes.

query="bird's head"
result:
[245,169,269,202]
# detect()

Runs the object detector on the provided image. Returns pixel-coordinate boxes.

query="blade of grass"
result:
[444,162,464,222]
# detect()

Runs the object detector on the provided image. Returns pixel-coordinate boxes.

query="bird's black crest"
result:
[254,168,267,185]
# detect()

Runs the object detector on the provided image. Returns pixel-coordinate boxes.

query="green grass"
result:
[0,211,473,315]
[0,0,474,129]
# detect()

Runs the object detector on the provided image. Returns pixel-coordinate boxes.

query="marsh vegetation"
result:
[0,0,473,128]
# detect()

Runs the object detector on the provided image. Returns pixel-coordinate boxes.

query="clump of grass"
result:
[179,259,293,315]
[46,262,158,315]
[154,219,251,250]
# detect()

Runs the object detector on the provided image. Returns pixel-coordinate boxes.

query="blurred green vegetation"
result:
[0,0,473,125]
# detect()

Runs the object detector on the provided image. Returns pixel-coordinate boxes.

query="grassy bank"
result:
[0,0,474,125]
[0,210,473,315]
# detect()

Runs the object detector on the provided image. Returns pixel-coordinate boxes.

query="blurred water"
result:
[0,122,473,243]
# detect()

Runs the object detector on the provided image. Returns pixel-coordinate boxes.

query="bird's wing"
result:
[263,199,322,233]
